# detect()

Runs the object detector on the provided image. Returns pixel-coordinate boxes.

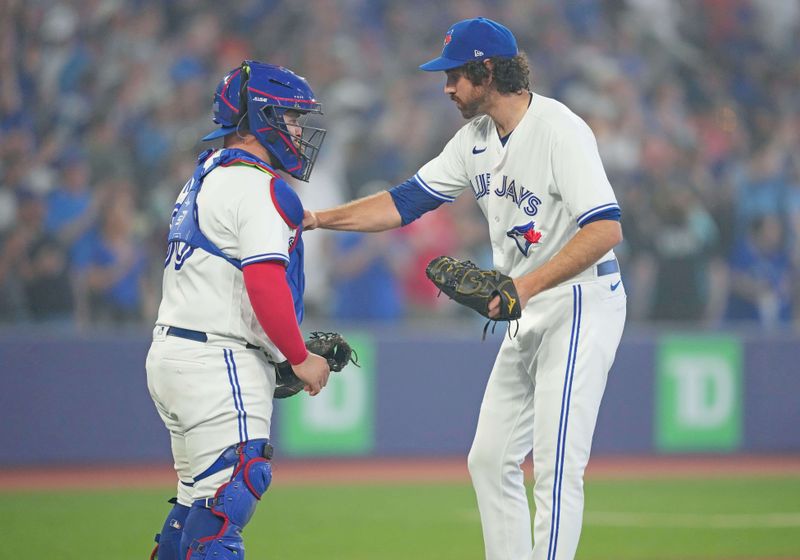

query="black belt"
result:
[166,326,260,350]
[596,259,619,277]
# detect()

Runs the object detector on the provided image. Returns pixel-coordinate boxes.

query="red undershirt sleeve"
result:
[242,261,308,365]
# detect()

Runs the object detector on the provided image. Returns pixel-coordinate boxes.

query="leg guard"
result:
[150,498,190,560]
[181,439,273,559]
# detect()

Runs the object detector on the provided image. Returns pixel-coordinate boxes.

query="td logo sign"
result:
[656,335,742,452]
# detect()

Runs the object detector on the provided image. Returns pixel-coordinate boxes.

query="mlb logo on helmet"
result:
[420,17,518,72]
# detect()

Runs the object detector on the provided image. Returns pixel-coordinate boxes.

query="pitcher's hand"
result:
[302,210,319,231]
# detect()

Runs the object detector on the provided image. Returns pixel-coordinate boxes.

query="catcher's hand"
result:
[425,256,522,321]
[274,332,359,399]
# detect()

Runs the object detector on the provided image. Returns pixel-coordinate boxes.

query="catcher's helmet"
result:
[202,60,326,182]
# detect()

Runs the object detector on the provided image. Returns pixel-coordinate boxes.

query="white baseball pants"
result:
[468,276,626,560]
[146,329,276,506]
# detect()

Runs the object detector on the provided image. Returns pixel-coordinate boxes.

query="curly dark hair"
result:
[460,53,530,94]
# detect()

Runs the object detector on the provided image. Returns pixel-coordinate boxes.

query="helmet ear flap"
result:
[259,106,283,147]
[263,129,283,150]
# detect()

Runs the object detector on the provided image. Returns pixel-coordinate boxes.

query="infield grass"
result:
[2,477,799,559]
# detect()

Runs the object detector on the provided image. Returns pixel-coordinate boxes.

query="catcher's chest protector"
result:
[167,148,306,322]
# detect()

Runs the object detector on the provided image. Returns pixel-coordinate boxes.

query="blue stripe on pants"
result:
[223,349,246,442]
[547,285,582,560]
[229,349,248,441]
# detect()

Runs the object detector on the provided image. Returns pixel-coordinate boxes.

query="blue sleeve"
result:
[388,178,447,226]
[579,207,621,227]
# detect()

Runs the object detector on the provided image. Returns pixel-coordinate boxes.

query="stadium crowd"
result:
[1,0,799,329]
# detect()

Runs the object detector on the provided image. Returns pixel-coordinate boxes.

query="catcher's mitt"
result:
[274,332,359,399]
[426,255,522,326]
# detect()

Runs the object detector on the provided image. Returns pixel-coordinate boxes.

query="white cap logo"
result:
[474,49,484,57]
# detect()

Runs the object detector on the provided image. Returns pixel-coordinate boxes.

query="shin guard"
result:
[150,498,190,560]
[181,439,273,559]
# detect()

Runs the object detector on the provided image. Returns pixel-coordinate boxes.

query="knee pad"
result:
[150,498,190,560]
[182,439,273,559]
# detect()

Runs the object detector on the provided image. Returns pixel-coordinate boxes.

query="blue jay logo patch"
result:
[507,222,542,257]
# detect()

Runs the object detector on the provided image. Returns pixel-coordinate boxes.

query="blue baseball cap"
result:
[419,17,518,72]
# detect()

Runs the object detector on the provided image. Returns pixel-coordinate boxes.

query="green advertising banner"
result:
[277,332,375,456]
[656,335,742,452]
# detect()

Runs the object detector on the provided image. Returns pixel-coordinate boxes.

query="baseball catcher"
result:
[426,256,522,337]
[147,60,332,560]
[274,332,359,398]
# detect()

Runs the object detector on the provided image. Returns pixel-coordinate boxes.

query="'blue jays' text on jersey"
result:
[398,92,620,281]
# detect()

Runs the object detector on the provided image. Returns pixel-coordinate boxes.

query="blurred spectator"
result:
[616,186,657,322]
[0,160,25,234]
[75,190,150,326]
[329,231,407,322]
[400,209,461,316]
[0,0,798,329]
[0,190,74,324]
[725,215,793,327]
[649,183,718,321]
[44,149,98,260]
[734,144,789,224]
[85,118,135,184]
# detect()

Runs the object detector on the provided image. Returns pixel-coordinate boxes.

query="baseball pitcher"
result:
[304,18,626,560]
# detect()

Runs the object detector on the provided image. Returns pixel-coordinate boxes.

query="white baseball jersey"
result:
[157,151,298,361]
[407,92,626,560]
[414,92,620,280]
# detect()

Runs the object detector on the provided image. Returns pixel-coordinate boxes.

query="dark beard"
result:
[457,89,488,119]
[459,99,481,119]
